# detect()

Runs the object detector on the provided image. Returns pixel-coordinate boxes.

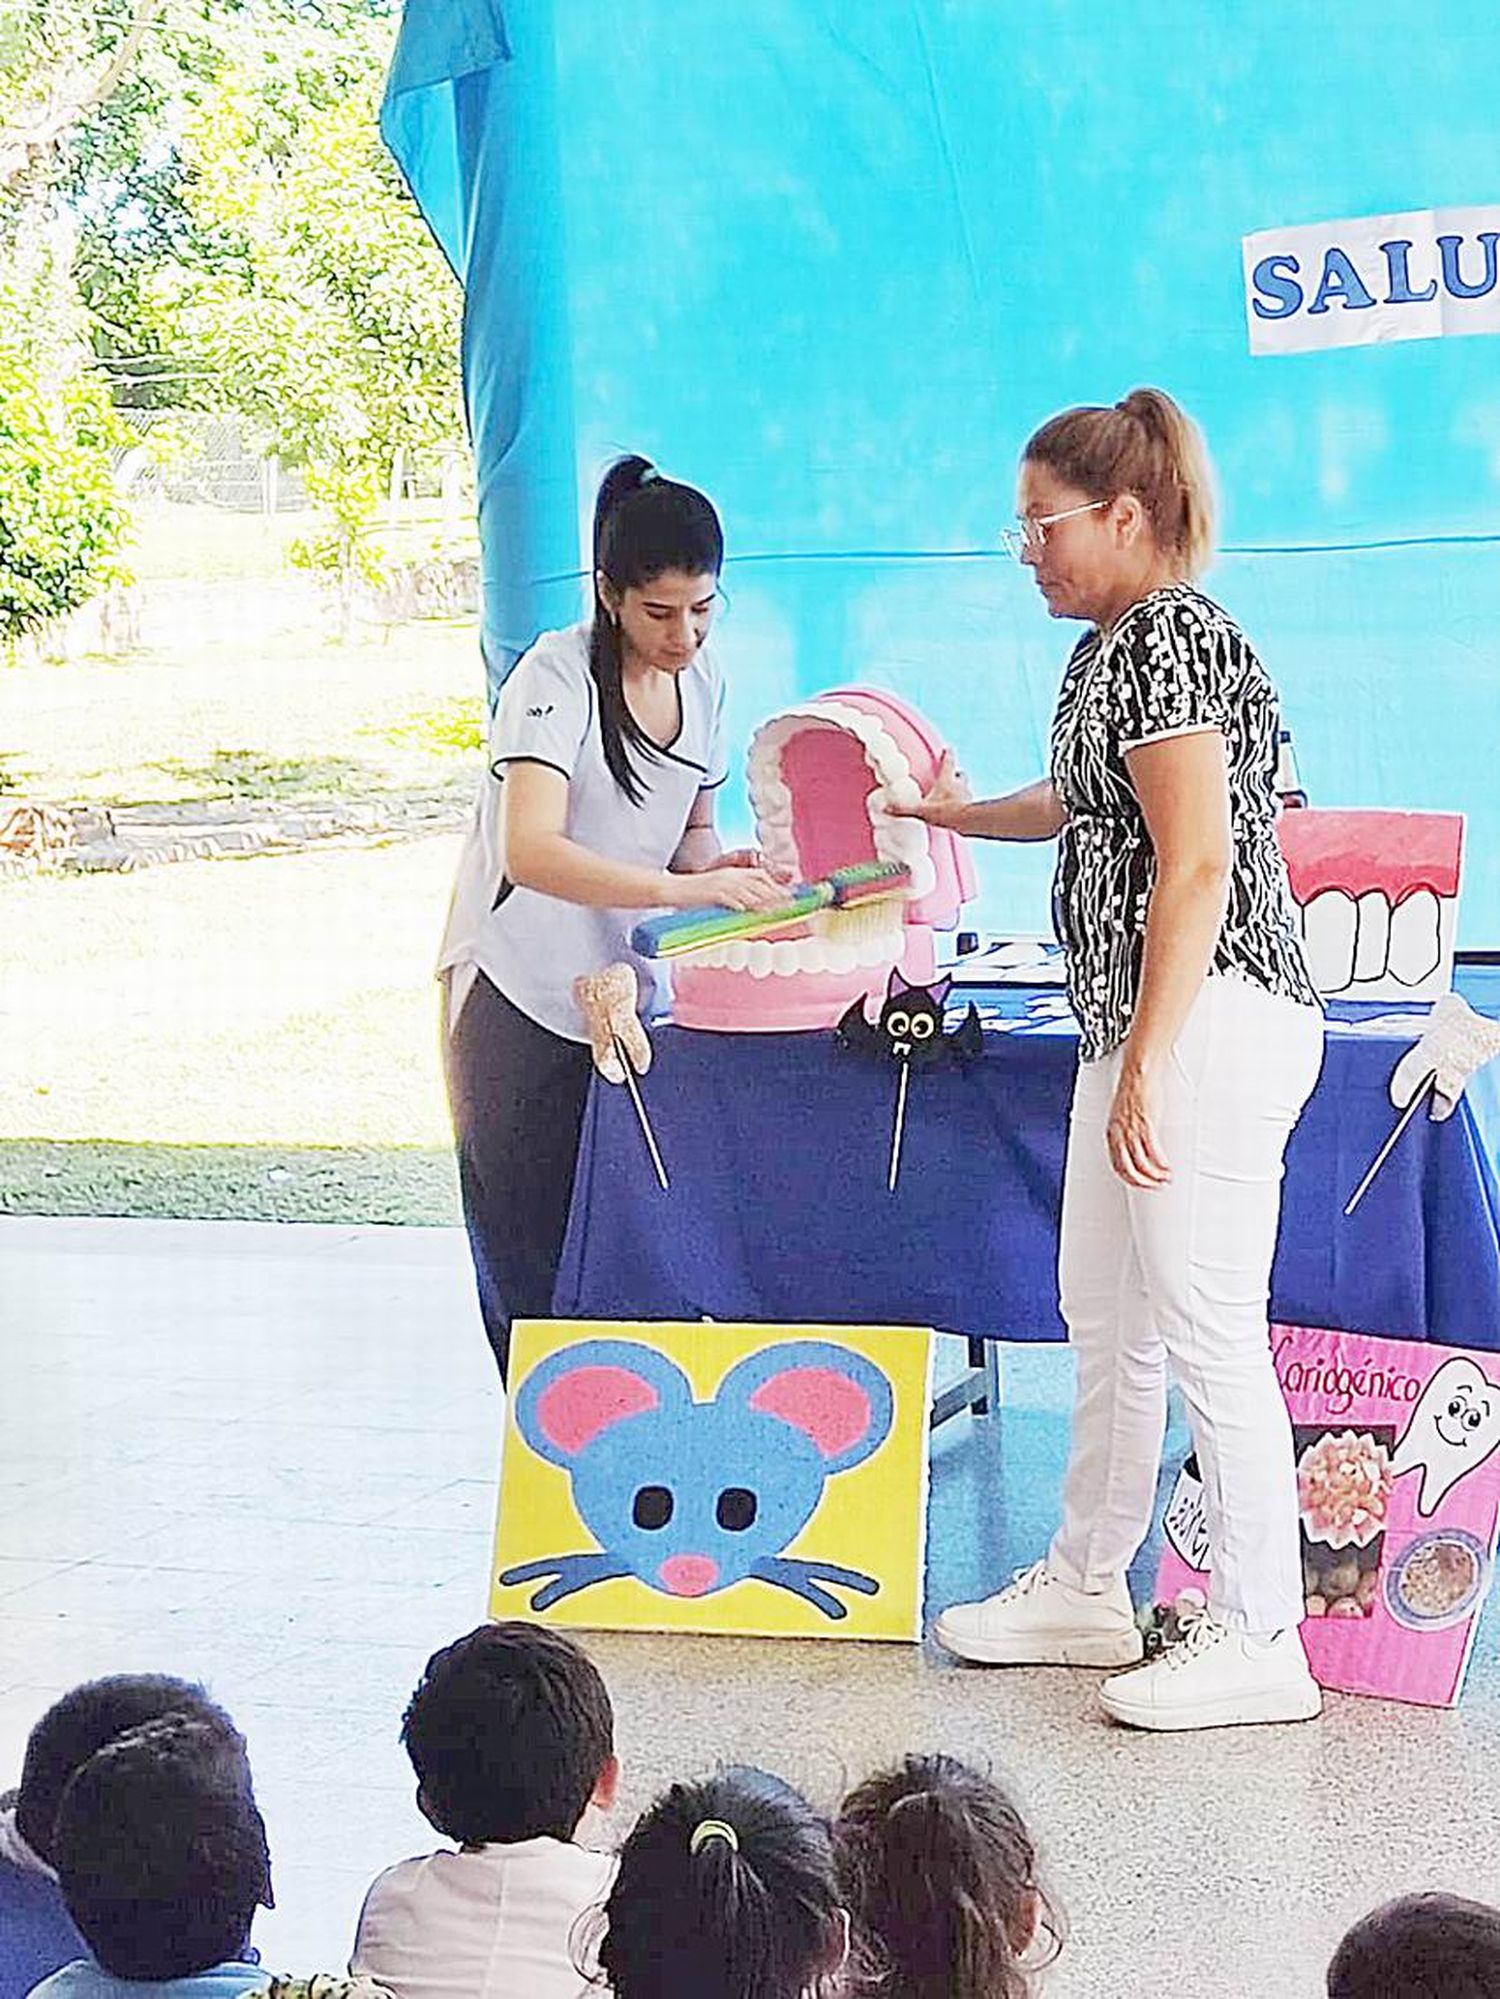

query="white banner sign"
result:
[1243,205,1500,356]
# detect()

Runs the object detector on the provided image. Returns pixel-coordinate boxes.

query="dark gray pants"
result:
[443,972,592,1380]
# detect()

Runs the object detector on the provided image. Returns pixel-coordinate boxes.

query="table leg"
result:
[929,1337,1004,1428]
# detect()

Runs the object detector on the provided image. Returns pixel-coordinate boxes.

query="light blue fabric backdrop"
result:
[382,1,1500,940]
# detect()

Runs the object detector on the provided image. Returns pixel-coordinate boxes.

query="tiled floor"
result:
[4,1216,1499,1997]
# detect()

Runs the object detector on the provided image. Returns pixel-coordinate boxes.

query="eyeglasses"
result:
[1000,499,1109,561]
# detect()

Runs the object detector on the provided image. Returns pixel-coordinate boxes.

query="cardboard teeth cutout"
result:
[1391,1356,1500,1516]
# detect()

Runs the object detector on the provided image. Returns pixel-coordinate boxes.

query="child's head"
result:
[401,1622,616,1846]
[1328,1892,1500,1998]
[833,1754,1061,1999]
[52,1714,272,1979]
[596,1766,847,1999]
[16,1673,240,1868]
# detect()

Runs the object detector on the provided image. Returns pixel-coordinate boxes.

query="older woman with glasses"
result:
[897,387,1325,1732]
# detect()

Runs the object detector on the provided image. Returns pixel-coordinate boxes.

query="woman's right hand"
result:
[885,748,971,828]
[665,865,787,912]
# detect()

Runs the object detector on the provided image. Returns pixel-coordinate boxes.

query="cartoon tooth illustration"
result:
[1391,1356,1500,1516]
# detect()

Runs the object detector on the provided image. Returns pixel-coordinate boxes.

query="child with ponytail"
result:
[594,1767,848,1999]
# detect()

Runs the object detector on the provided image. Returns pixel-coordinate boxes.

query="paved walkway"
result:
[3,1216,1498,1993]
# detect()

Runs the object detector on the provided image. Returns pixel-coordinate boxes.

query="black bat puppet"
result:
[835,970,982,1066]
[835,971,983,1192]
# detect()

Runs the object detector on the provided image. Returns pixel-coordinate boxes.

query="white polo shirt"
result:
[350,1836,617,1999]
[438,622,725,1041]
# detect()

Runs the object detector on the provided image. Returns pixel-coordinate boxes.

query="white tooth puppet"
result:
[1390,993,1500,1122]
[574,963,651,1084]
[1345,993,1500,1214]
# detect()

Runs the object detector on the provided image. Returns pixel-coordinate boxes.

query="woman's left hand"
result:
[1107,1060,1172,1188]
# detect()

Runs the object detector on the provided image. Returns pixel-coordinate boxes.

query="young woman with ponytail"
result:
[834,1754,1062,1999]
[438,458,781,1378]
[900,389,1326,1731]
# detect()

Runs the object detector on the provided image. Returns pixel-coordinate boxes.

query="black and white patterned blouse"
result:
[1048,583,1320,1062]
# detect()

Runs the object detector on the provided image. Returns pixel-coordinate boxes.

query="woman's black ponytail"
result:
[589,455,724,807]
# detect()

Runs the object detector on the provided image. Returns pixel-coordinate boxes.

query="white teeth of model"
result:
[795,937,824,972]
[1388,890,1442,988]
[748,704,943,895]
[745,941,774,978]
[872,811,938,898]
[823,941,857,974]
[724,942,750,972]
[1353,891,1391,984]
[1302,889,1358,993]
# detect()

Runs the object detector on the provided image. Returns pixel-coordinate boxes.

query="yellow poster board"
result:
[490,1319,933,1642]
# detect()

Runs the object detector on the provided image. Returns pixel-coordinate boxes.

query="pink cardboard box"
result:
[1156,1324,1500,1706]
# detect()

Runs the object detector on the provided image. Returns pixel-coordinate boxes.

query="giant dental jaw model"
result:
[1276,809,1465,1001]
[667,688,977,1032]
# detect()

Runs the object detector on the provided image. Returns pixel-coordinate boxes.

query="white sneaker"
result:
[1099,1606,1322,1731]
[934,1561,1144,1667]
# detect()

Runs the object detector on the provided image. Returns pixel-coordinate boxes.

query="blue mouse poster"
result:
[490,1320,933,1641]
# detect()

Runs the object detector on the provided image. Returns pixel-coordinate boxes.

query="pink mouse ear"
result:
[750,1368,873,1457]
[721,1341,895,1474]
[515,1341,692,1467]
[534,1368,659,1455]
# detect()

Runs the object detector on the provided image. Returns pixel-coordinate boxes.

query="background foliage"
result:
[0,0,463,639]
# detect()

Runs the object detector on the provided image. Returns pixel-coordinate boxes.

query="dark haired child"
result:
[32,1714,272,1998]
[833,1754,1061,1999]
[438,454,783,1377]
[595,1766,848,1999]
[351,1623,617,1999]
[1328,1891,1500,1998]
[0,1675,243,1999]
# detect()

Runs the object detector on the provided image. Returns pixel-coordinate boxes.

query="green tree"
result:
[0,1,463,638]
[64,1,464,621]
[0,212,130,644]
[0,2,167,639]
[0,0,170,194]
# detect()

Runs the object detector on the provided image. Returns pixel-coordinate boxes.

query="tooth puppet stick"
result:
[1343,1072,1436,1218]
[615,1037,669,1191]
[573,965,668,1191]
[1344,994,1500,1216]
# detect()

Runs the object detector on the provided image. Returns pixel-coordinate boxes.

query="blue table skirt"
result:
[555,970,1500,1350]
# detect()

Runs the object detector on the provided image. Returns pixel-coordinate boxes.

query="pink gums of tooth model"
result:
[1276,808,1464,1002]
[669,687,976,1032]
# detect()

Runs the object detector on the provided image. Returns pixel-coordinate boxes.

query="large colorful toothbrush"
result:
[631,859,911,960]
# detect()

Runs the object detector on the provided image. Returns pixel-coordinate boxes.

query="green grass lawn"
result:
[0,1140,460,1224]
[3,511,489,1221]
[0,838,468,1220]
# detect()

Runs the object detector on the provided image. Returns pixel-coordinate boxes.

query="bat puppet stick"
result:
[573,965,669,1192]
[888,1057,911,1195]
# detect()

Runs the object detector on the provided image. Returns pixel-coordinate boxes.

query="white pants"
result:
[1047,974,1325,1635]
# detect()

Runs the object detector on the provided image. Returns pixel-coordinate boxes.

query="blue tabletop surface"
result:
[557,968,1500,1350]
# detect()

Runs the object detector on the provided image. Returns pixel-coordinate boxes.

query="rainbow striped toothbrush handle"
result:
[631,859,909,960]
